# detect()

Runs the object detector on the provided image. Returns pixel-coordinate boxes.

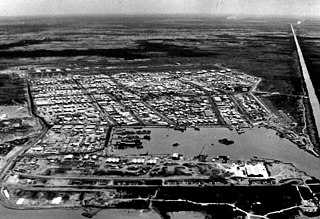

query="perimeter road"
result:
[291,24,320,139]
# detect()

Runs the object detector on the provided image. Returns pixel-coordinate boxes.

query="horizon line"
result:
[1,13,320,19]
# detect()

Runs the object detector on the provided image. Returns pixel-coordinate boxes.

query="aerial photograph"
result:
[0,0,320,218]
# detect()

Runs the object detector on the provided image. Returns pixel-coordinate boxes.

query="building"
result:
[245,163,268,178]
[52,197,62,204]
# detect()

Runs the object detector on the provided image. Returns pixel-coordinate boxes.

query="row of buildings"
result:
[28,77,107,154]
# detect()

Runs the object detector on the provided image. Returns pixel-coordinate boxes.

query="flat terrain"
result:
[0,15,320,219]
[0,15,306,95]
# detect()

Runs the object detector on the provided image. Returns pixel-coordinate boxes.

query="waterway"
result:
[113,127,320,179]
[291,24,320,138]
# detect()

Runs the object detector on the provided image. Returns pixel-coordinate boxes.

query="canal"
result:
[291,24,320,139]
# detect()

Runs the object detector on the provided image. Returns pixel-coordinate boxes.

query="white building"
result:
[245,163,268,178]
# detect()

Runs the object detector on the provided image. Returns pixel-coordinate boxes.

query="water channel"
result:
[292,24,320,138]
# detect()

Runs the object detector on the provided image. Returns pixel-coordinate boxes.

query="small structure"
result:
[3,190,10,199]
[52,197,62,205]
[16,198,25,205]
[147,159,157,165]
[0,114,8,120]
[172,143,179,147]
[64,154,73,160]
[213,97,222,102]
[245,163,268,178]
[106,157,120,163]
[52,125,62,131]
[218,138,234,145]
[172,153,180,160]
[130,158,145,164]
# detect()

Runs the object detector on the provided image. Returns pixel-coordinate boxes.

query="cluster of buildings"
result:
[28,67,268,132]
[95,93,139,125]
[234,93,273,123]
[113,72,205,96]
[27,125,105,154]
[180,69,259,94]
[148,96,218,126]
[213,95,250,129]
[11,151,271,181]
[226,162,269,179]
[75,75,168,126]
[121,99,168,125]
[3,189,81,208]
[73,74,140,125]
[28,77,107,154]
[30,77,104,124]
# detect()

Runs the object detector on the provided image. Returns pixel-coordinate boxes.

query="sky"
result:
[0,0,319,17]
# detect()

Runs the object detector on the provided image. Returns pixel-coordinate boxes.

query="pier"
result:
[291,24,320,139]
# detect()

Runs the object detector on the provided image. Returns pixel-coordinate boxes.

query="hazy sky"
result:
[0,0,319,17]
